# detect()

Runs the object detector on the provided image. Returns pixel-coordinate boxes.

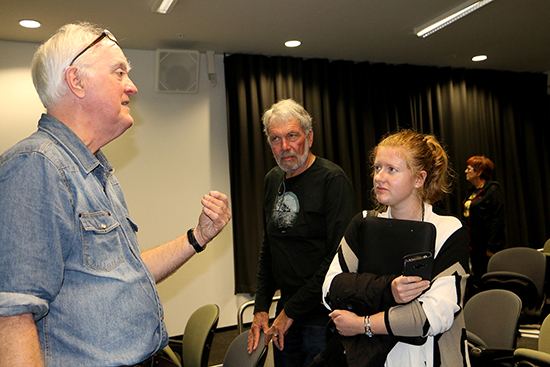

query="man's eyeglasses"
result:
[69,30,119,66]
[466,166,475,171]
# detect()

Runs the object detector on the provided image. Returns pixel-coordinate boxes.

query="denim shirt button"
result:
[101,224,107,229]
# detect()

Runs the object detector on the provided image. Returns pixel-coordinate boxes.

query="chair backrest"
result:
[464,289,522,349]
[539,314,550,353]
[513,313,550,366]
[543,239,550,254]
[223,331,268,367]
[181,304,220,367]
[486,247,546,298]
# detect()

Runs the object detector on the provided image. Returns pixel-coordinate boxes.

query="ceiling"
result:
[1,0,550,74]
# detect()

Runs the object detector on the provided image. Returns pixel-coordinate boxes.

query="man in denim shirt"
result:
[0,22,231,366]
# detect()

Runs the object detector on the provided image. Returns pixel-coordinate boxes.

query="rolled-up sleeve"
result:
[0,293,50,321]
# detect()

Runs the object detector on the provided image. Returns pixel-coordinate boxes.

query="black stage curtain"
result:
[224,54,550,294]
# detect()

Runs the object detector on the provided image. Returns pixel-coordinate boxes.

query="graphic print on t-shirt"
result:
[272,190,300,229]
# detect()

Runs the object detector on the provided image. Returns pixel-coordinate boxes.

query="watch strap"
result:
[187,228,205,253]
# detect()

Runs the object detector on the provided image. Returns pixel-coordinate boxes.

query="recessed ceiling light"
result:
[472,55,488,62]
[19,20,41,29]
[285,40,301,48]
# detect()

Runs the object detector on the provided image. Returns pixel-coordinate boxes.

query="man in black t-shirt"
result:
[247,99,356,367]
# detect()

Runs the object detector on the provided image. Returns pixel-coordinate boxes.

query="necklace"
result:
[390,201,425,221]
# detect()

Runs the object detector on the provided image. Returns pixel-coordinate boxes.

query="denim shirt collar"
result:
[37,113,113,175]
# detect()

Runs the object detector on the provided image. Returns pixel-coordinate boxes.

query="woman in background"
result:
[320,130,470,367]
[462,156,506,282]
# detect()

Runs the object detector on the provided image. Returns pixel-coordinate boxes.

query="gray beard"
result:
[275,143,309,173]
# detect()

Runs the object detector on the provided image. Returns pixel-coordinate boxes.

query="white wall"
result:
[0,40,256,335]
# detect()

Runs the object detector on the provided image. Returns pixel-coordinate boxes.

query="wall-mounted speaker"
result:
[155,49,200,94]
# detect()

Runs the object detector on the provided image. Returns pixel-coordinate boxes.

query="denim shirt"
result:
[0,114,168,366]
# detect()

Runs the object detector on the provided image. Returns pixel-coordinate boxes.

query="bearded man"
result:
[247,99,356,367]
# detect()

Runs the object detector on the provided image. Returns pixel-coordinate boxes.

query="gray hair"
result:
[262,99,313,140]
[31,22,106,109]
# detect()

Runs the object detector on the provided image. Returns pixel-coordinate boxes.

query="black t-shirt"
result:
[254,157,356,325]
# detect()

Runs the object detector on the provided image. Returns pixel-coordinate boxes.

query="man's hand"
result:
[194,191,231,247]
[266,309,294,351]
[248,312,269,354]
[391,275,430,304]
[141,191,231,282]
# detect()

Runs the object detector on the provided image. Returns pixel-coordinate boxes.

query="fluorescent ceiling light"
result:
[19,20,41,28]
[152,0,179,14]
[414,0,494,38]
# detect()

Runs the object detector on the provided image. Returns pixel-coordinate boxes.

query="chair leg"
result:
[158,346,182,367]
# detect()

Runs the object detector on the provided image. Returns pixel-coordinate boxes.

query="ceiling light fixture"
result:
[152,0,179,14]
[472,55,488,62]
[19,20,41,29]
[414,0,494,38]
[285,40,301,48]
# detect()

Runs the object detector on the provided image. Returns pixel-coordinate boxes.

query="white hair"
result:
[31,22,106,109]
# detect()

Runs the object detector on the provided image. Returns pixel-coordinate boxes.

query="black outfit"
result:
[462,181,506,280]
[254,157,356,364]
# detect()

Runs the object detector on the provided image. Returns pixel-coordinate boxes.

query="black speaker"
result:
[155,49,200,94]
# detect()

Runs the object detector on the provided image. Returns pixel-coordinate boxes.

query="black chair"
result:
[464,289,522,367]
[480,247,546,326]
[218,330,268,367]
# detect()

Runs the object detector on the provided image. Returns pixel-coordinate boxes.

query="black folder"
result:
[357,216,436,278]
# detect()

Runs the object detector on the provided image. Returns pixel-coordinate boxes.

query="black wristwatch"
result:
[187,228,205,253]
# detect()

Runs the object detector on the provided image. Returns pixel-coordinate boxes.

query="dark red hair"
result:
[467,156,494,180]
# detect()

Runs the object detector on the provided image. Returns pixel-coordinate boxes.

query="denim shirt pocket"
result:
[79,211,125,271]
